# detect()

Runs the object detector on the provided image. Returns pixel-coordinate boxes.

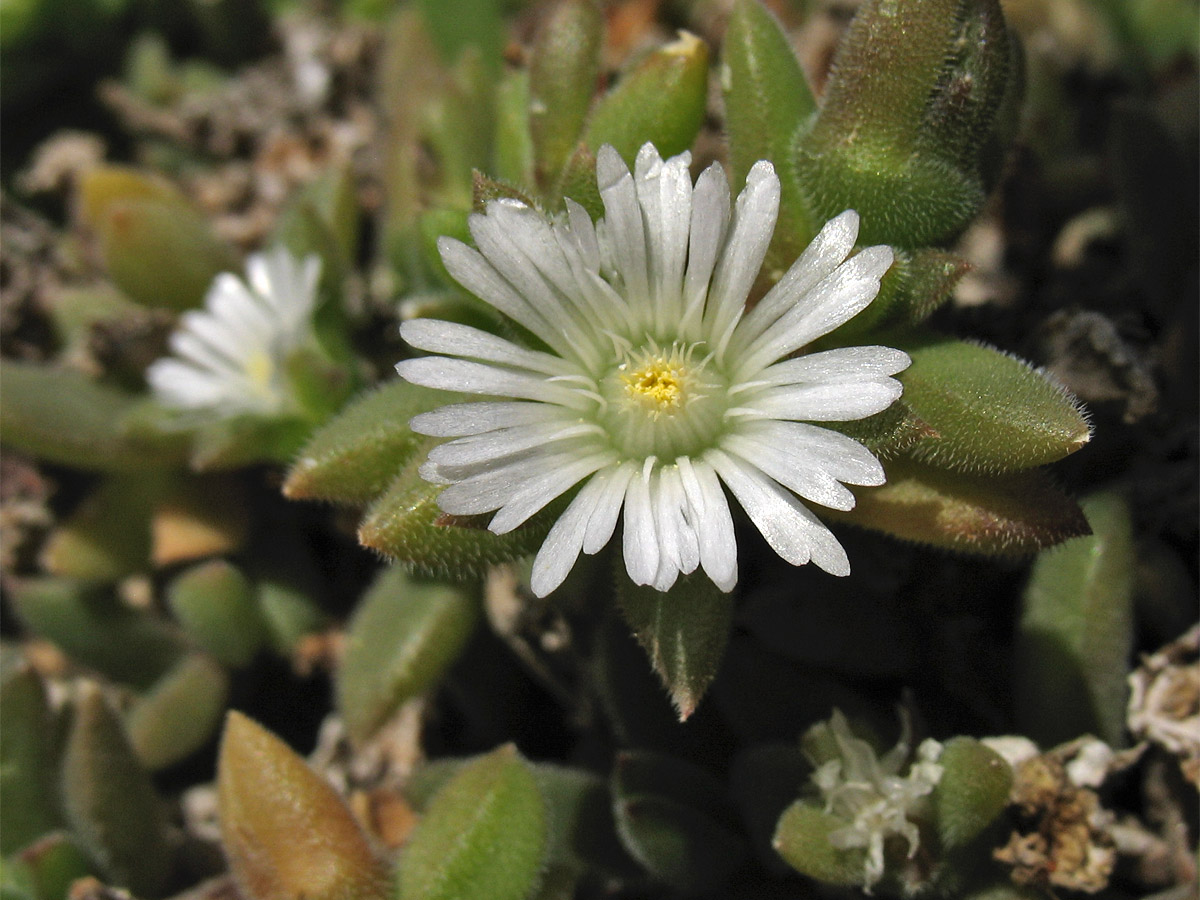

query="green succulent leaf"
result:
[165,560,266,668]
[612,760,748,895]
[61,685,171,897]
[416,0,503,76]
[832,249,972,338]
[529,0,603,191]
[722,0,818,264]
[398,744,547,900]
[127,653,230,771]
[217,712,388,900]
[1,832,94,900]
[492,71,535,185]
[0,361,189,471]
[772,801,866,887]
[357,454,554,579]
[79,166,238,311]
[9,578,185,690]
[255,578,329,656]
[337,566,481,744]
[273,165,360,290]
[1016,491,1137,747]
[584,31,709,166]
[931,737,1012,850]
[615,572,734,721]
[0,669,63,855]
[895,334,1092,474]
[831,457,1090,556]
[285,382,463,506]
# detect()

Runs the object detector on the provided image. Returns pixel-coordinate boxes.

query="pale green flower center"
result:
[599,340,729,460]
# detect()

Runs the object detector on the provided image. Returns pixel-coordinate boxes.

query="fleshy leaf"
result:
[127,653,230,771]
[831,249,972,338]
[831,457,1090,556]
[0,669,63,855]
[357,455,554,579]
[824,400,935,461]
[529,0,603,191]
[398,744,547,900]
[0,360,189,471]
[165,560,266,668]
[284,382,463,506]
[2,832,94,900]
[39,473,163,582]
[256,578,329,656]
[9,578,185,690]
[931,737,1012,850]
[1015,492,1136,747]
[217,712,388,900]
[492,71,535,185]
[773,801,867,887]
[615,572,734,721]
[337,566,481,744]
[722,0,818,264]
[79,166,239,311]
[895,334,1092,474]
[61,684,171,897]
[611,753,747,894]
[583,31,709,166]
[273,165,359,289]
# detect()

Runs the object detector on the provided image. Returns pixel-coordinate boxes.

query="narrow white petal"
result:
[597,145,651,322]
[747,378,903,421]
[622,461,660,586]
[704,160,780,351]
[705,449,850,576]
[565,198,601,271]
[530,471,613,597]
[147,360,227,408]
[737,245,894,375]
[400,319,569,375]
[169,330,243,374]
[721,436,856,511]
[731,210,860,352]
[681,162,732,330]
[435,448,585,514]
[758,346,912,385]
[437,237,566,353]
[678,457,738,591]
[410,401,565,437]
[582,461,637,554]
[738,420,886,486]
[396,357,586,407]
[634,145,691,328]
[427,422,602,467]
[488,450,617,533]
[656,465,699,576]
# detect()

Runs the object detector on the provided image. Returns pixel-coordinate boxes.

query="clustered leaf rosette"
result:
[395,143,907,597]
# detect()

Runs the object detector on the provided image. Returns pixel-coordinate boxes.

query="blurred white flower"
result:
[810,710,944,893]
[397,143,906,597]
[148,247,321,418]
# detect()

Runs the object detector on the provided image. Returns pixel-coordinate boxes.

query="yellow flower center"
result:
[623,361,685,413]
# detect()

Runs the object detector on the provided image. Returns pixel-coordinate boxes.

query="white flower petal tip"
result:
[402,144,906,594]
[148,246,321,419]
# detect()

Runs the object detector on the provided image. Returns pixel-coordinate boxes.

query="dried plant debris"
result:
[1129,625,1200,786]
[994,746,1119,893]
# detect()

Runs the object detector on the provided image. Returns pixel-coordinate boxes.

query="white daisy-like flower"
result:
[147,246,321,418]
[397,143,908,597]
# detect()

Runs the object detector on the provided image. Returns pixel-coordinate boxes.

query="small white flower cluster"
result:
[147,247,321,419]
[811,710,944,893]
[398,142,908,596]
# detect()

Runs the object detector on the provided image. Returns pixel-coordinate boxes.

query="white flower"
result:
[810,710,944,893]
[147,247,321,418]
[397,143,907,597]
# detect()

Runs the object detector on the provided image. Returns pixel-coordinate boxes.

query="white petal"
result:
[634,145,692,329]
[147,359,226,408]
[677,457,737,591]
[746,378,903,421]
[530,471,614,597]
[488,449,617,533]
[583,461,638,554]
[436,447,589,515]
[681,162,731,331]
[622,460,660,586]
[737,420,886,486]
[597,145,651,322]
[736,245,894,375]
[705,449,850,576]
[410,401,565,437]
[396,357,585,407]
[731,210,860,352]
[427,421,602,467]
[704,160,780,353]
[720,435,856,511]
[400,319,568,375]
[565,198,601,272]
[758,346,912,385]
